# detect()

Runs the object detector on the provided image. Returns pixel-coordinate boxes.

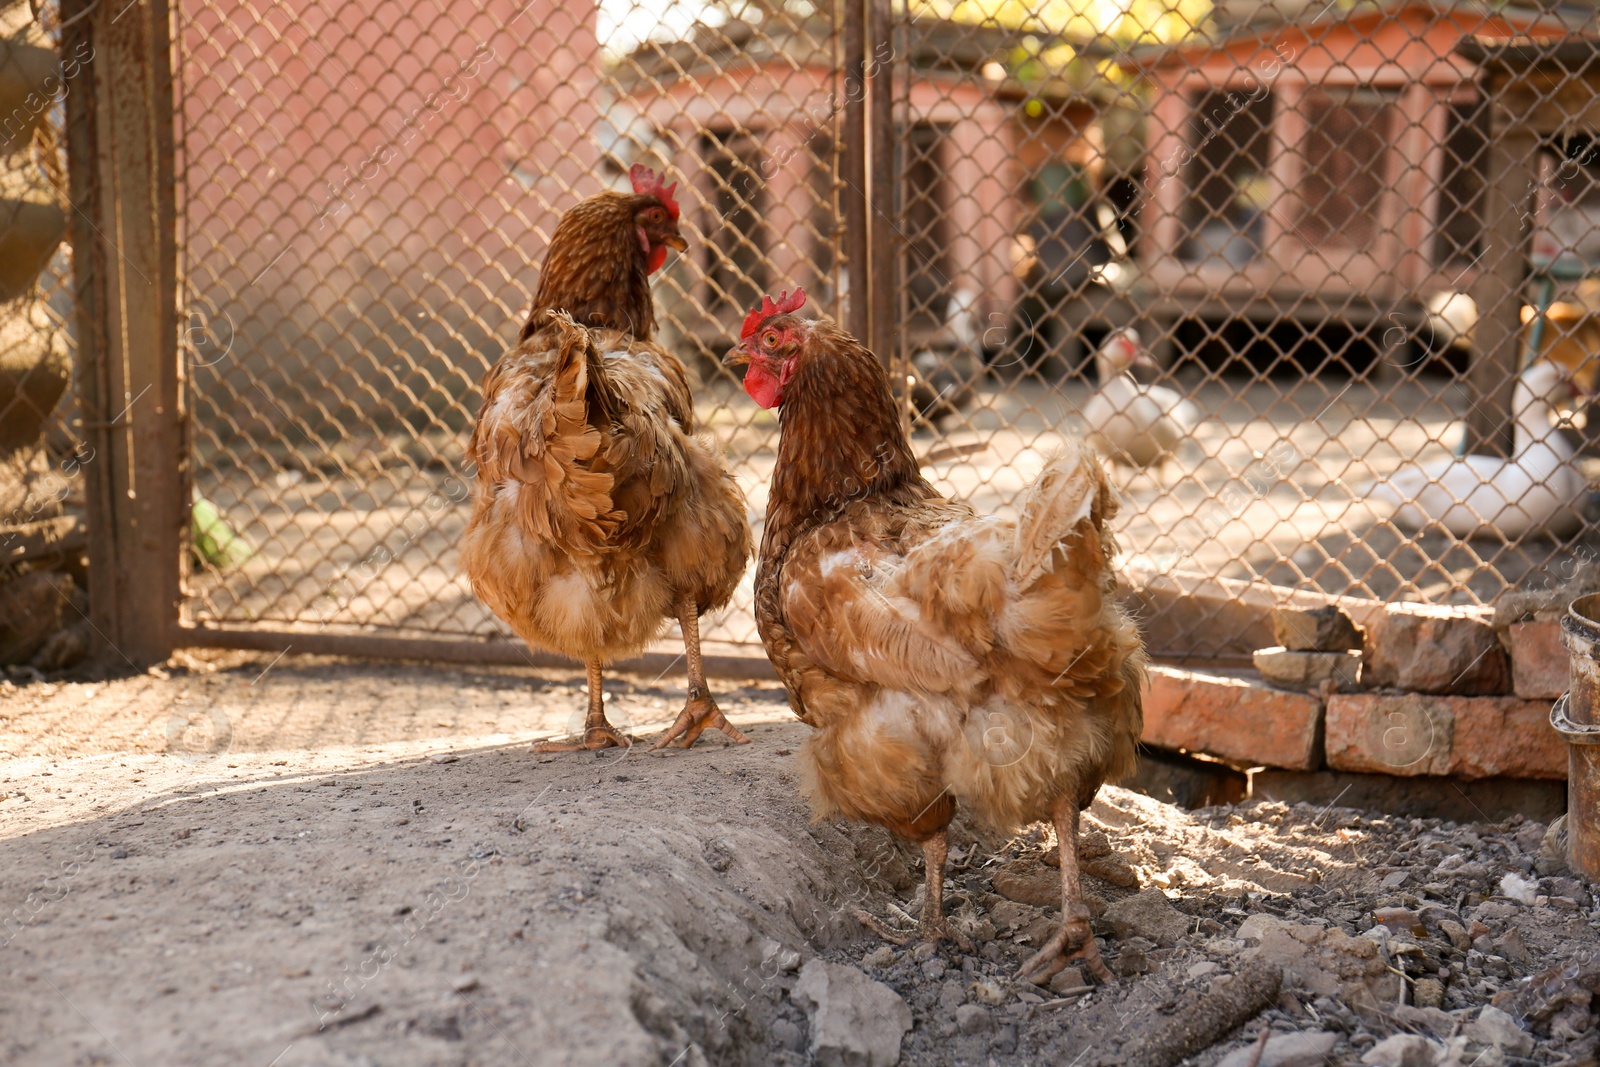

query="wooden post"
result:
[1464,76,1536,459]
[62,0,182,666]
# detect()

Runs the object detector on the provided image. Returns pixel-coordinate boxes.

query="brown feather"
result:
[754,314,1147,837]
[520,191,657,343]
[462,189,751,666]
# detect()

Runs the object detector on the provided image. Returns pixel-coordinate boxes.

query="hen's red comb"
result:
[629,163,679,222]
[741,288,807,341]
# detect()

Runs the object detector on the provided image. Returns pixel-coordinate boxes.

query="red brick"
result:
[1143,666,1323,770]
[1509,620,1569,700]
[1325,693,1566,779]
[1364,607,1509,695]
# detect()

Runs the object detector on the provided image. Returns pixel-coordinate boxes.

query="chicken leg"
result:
[651,595,750,750]
[855,832,974,951]
[533,660,630,751]
[1019,796,1112,985]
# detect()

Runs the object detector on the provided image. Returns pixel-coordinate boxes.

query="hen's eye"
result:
[763,330,779,348]
[644,207,664,223]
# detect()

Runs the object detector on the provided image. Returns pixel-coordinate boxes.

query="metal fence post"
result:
[866,0,897,372]
[842,0,870,344]
[1464,112,1537,459]
[63,0,182,667]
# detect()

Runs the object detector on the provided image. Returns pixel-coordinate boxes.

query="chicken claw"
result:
[532,660,631,752]
[532,724,631,752]
[853,907,913,945]
[1019,796,1114,986]
[854,909,975,953]
[853,831,973,952]
[1017,904,1111,986]
[651,596,751,750]
[650,691,750,750]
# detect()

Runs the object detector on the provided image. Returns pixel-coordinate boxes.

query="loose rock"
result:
[992,862,1060,908]
[1412,977,1445,1009]
[1116,947,1150,976]
[1437,919,1471,951]
[1273,605,1364,652]
[770,1017,806,1053]
[1253,647,1362,691]
[1048,967,1086,994]
[1466,1005,1534,1057]
[954,1003,991,1035]
[1361,1033,1443,1066]
[792,960,914,1067]
[1103,888,1189,946]
[1215,1031,1339,1067]
[861,945,896,970]
[1241,916,1400,1015]
[990,1023,1017,1054]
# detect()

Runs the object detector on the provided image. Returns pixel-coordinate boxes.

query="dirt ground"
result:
[1,652,1594,1067]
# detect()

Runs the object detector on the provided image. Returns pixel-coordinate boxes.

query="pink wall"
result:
[181,0,603,435]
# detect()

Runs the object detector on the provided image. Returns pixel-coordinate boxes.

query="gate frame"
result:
[69,0,880,675]
[67,0,1332,674]
[66,0,184,668]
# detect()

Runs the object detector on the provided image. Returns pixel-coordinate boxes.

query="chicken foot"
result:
[651,595,751,750]
[533,660,631,751]
[1019,796,1112,985]
[854,832,974,952]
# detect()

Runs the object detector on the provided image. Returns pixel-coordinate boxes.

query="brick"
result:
[1325,693,1566,779]
[1252,647,1361,691]
[1272,606,1363,652]
[1509,620,1569,700]
[1364,607,1509,695]
[1144,666,1323,770]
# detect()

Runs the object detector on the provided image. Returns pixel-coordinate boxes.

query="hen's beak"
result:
[723,342,751,368]
[663,233,688,253]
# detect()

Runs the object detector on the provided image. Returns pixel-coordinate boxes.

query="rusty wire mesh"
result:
[1,0,89,665]
[174,0,1600,664]
[891,0,1600,659]
[177,0,844,651]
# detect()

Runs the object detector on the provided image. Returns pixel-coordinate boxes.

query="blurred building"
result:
[1121,0,1587,362]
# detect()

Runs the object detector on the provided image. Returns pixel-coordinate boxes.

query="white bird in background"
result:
[1369,361,1588,540]
[1081,326,1199,469]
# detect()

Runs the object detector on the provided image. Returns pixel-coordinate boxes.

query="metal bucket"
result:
[1557,594,1600,880]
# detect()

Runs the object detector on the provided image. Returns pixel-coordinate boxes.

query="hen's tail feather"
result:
[472,312,622,550]
[1012,440,1111,588]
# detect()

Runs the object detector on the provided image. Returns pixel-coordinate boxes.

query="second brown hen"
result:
[728,289,1146,983]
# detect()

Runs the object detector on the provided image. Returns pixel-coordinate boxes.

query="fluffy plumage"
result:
[729,297,1146,983]
[465,174,751,751]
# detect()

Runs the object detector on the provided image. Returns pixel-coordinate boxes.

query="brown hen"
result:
[462,167,752,750]
[727,289,1146,983]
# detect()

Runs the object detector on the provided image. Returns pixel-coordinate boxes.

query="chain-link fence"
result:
[891,0,1600,660]
[177,0,845,655]
[167,0,1600,665]
[1,0,89,667]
